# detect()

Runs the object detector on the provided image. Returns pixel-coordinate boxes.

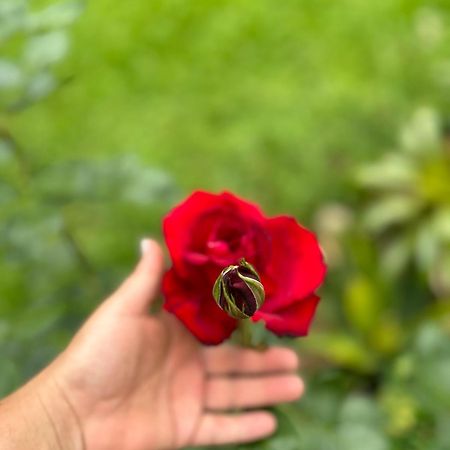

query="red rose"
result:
[162,191,326,345]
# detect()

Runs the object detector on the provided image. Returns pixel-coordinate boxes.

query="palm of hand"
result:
[51,241,302,449]
[58,304,205,450]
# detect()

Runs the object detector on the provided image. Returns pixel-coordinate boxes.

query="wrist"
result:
[0,366,85,450]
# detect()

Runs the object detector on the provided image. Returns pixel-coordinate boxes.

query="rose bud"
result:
[212,259,265,319]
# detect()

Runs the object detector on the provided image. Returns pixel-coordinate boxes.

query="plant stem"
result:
[238,319,253,347]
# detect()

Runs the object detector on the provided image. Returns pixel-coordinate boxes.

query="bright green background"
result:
[1,0,450,449]
[12,0,450,213]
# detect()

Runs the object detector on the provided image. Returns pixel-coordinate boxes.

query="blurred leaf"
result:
[435,413,450,449]
[26,1,83,31]
[380,389,418,437]
[413,322,448,356]
[355,154,417,191]
[391,353,415,381]
[25,71,57,101]
[0,138,14,165]
[339,395,382,426]
[302,332,377,373]
[24,30,69,69]
[429,251,450,298]
[299,382,343,425]
[34,156,177,205]
[368,317,404,355]
[417,358,450,409]
[379,235,412,279]
[344,275,382,334]
[422,301,450,324]
[415,223,440,272]
[274,404,337,450]
[362,195,422,233]
[0,1,26,40]
[0,59,23,89]
[3,213,68,264]
[418,159,450,203]
[432,208,450,241]
[337,423,388,450]
[400,107,441,155]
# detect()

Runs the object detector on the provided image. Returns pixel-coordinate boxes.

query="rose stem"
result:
[238,319,253,348]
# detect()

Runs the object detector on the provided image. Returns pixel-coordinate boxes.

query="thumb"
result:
[109,238,165,315]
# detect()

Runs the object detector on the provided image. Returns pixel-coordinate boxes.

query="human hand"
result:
[0,239,303,450]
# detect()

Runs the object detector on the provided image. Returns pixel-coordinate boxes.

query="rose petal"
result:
[164,191,267,276]
[164,191,221,268]
[261,216,326,313]
[163,268,237,345]
[220,192,267,223]
[253,295,320,336]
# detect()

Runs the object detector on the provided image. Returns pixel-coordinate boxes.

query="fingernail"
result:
[140,238,151,256]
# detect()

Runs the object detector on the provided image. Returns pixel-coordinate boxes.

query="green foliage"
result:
[1,0,450,448]
[302,107,450,448]
[8,0,450,214]
[356,108,450,298]
[0,150,178,395]
[0,0,178,396]
[0,0,83,110]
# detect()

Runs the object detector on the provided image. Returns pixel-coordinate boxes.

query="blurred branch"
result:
[61,211,94,274]
[0,125,31,182]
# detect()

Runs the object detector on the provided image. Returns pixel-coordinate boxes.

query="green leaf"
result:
[435,412,450,449]
[415,223,439,272]
[432,208,450,241]
[368,317,404,355]
[0,138,14,165]
[0,1,26,40]
[25,72,57,101]
[26,1,83,31]
[414,323,447,355]
[362,195,422,233]
[400,107,440,155]
[417,359,450,409]
[337,424,388,450]
[0,59,23,89]
[380,385,419,436]
[339,395,381,426]
[355,154,417,191]
[301,332,377,373]
[343,275,382,335]
[34,156,177,205]
[379,235,412,279]
[429,252,450,297]
[24,30,69,69]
